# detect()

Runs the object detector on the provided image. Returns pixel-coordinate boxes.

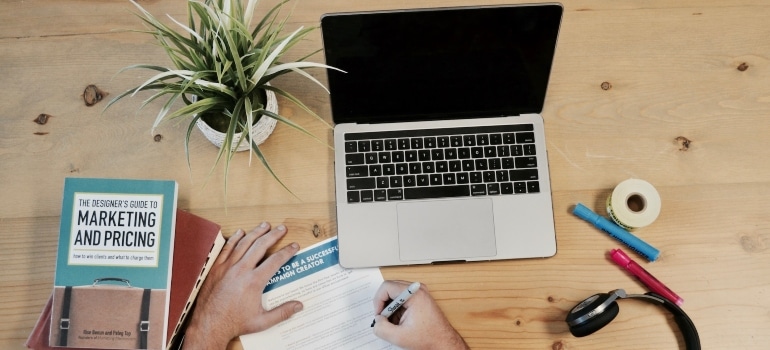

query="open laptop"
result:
[321,3,563,268]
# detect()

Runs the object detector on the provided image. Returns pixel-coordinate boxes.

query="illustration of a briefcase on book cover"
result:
[50,278,166,349]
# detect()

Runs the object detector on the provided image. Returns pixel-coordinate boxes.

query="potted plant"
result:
[106,0,341,195]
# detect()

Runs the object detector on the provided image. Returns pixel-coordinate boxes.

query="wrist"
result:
[182,316,233,350]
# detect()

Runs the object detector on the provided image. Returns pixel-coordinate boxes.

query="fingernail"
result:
[294,303,303,312]
[260,222,268,228]
[290,242,299,250]
[277,225,286,231]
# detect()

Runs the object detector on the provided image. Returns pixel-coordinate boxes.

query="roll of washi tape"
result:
[606,179,661,230]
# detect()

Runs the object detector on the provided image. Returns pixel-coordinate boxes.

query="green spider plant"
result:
[106,0,341,196]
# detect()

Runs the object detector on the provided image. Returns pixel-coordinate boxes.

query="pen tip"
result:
[370,320,375,327]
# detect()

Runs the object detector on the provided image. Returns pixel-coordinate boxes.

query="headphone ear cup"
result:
[568,301,620,337]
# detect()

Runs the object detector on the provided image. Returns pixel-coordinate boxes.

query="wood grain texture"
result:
[2,0,769,349]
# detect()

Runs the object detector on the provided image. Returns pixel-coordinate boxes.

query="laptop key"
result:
[398,138,410,150]
[361,190,374,202]
[390,176,403,188]
[524,144,536,155]
[372,140,384,151]
[437,136,450,148]
[405,150,418,162]
[443,173,456,185]
[403,175,416,187]
[430,174,443,186]
[345,141,357,153]
[347,177,376,190]
[346,153,365,165]
[516,132,535,144]
[347,191,360,203]
[514,182,527,193]
[435,161,448,173]
[527,181,540,193]
[515,156,537,168]
[404,185,470,200]
[395,163,408,175]
[376,177,389,188]
[483,171,496,183]
[471,184,487,196]
[388,189,404,200]
[357,140,371,152]
[392,151,405,162]
[346,165,368,177]
[378,152,391,163]
[510,169,539,181]
[374,190,387,201]
[487,183,501,195]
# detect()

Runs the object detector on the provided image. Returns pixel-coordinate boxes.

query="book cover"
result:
[165,209,225,350]
[49,178,178,350]
[27,209,225,350]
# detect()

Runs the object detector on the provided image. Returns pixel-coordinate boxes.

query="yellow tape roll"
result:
[606,179,661,230]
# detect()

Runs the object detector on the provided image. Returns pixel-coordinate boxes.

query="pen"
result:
[610,248,684,306]
[371,281,421,327]
[573,203,660,261]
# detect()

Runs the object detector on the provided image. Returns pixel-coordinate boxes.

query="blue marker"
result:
[573,203,660,261]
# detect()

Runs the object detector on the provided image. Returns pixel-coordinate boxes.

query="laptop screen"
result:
[321,4,563,124]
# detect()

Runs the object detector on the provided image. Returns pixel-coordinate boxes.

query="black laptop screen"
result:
[321,4,563,124]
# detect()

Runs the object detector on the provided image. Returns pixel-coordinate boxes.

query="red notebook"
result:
[26,209,225,350]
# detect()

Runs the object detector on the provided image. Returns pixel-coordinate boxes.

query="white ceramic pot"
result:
[195,89,278,152]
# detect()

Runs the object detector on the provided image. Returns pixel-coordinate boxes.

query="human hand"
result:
[372,280,469,350]
[182,223,303,350]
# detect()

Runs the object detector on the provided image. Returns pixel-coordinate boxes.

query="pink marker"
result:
[609,249,684,306]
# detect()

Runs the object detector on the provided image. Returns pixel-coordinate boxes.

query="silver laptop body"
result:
[322,3,563,268]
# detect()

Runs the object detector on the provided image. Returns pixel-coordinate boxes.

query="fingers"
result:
[215,228,244,265]
[227,222,272,264]
[372,315,405,347]
[253,300,304,331]
[242,224,289,267]
[373,280,412,313]
[250,241,300,287]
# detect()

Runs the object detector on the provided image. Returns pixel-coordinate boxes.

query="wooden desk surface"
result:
[2,0,769,349]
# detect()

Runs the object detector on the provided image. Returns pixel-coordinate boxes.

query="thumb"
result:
[372,315,404,346]
[254,301,303,331]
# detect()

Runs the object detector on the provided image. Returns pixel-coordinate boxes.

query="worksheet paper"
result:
[240,237,397,350]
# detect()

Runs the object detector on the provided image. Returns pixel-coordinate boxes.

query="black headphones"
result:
[566,289,700,350]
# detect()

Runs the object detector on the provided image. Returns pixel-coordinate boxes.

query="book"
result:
[27,209,225,350]
[164,209,225,349]
[49,178,178,349]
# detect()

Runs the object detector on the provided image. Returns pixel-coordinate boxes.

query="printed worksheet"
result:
[240,237,397,350]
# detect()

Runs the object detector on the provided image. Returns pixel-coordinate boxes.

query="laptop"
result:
[321,3,563,268]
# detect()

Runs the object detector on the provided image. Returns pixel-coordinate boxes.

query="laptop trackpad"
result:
[397,199,497,262]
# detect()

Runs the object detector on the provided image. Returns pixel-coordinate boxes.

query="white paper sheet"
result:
[240,237,397,350]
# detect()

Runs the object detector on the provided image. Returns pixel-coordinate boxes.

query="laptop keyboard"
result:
[343,124,540,203]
